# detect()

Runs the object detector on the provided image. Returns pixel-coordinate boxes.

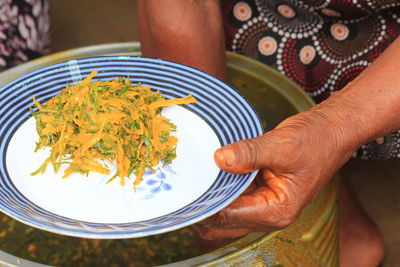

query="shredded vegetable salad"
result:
[31,70,196,186]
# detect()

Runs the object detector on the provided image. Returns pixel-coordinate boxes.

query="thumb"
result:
[214,135,274,174]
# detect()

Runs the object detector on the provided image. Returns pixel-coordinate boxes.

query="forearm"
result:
[309,37,400,154]
[136,0,227,80]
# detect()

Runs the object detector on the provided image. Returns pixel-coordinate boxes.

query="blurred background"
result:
[1,0,399,266]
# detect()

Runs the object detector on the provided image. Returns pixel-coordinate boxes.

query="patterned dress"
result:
[221,0,400,159]
[0,0,49,72]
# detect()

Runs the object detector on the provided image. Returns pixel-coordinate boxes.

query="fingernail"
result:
[216,148,236,166]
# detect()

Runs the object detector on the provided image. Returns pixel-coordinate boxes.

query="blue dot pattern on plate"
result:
[0,56,263,239]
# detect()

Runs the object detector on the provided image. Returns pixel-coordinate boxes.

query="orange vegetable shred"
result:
[31,70,196,186]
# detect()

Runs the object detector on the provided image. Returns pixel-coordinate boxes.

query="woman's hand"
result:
[193,36,400,240]
[192,103,360,240]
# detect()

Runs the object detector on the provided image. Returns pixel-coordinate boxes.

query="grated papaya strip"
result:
[31,70,196,187]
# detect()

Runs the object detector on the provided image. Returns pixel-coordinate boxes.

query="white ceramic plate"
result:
[0,56,262,238]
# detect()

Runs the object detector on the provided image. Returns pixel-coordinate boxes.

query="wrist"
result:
[310,89,378,155]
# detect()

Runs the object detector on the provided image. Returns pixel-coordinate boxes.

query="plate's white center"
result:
[6,106,220,223]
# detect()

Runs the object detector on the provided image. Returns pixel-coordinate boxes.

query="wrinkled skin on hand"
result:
[192,106,357,240]
[192,37,400,242]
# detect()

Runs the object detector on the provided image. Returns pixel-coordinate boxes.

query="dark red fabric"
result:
[221,0,400,159]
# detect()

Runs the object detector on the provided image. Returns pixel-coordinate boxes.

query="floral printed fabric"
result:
[0,0,49,72]
[221,0,400,160]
